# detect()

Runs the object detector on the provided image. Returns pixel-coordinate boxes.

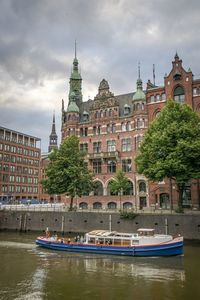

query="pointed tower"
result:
[69,41,82,105]
[133,63,146,102]
[48,112,58,153]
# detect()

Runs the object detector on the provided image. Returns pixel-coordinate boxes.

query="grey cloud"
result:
[0,0,200,151]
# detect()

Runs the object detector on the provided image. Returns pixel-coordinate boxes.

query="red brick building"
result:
[61,52,200,210]
[0,126,41,202]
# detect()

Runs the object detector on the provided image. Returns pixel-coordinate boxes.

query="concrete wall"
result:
[0,211,200,240]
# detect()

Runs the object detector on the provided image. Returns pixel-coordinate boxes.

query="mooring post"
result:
[61,215,65,235]
[165,218,168,235]
[109,214,112,232]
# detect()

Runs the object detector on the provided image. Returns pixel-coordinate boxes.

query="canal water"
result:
[0,232,199,300]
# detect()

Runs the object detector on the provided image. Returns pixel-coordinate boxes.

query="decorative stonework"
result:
[90,79,119,110]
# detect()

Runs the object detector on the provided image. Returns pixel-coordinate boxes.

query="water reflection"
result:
[35,248,185,284]
[0,234,188,300]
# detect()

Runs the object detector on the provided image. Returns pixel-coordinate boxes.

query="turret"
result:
[48,112,58,152]
[133,64,146,102]
[69,41,82,104]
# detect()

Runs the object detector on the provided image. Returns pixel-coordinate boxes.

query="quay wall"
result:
[0,210,200,240]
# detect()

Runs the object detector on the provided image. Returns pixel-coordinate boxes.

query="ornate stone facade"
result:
[61,52,200,210]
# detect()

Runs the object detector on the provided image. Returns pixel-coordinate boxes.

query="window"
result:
[122,159,132,172]
[156,94,160,102]
[126,122,131,131]
[123,181,134,195]
[93,142,101,153]
[80,127,88,137]
[97,125,101,135]
[107,140,116,152]
[9,175,15,182]
[174,86,185,103]
[93,126,97,135]
[139,181,146,192]
[94,181,103,196]
[107,160,116,173]
[93,159,102,174]
[193,88,199,96]
[161,93,166,101]
[150,95,155,102]
[137,118,144,128]
[83,112,89,122]
[124,105,130,115]
[121,122,126,132]
[108,123,116,133]
[136,135,143,148]
[80,143,88,153]
[122,138,131,152]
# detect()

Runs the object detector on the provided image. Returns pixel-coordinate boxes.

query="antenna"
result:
[138,61,141,79]
[153,64,155,86]
[75,40,77,58]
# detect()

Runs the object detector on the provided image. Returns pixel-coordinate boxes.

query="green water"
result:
[0,232,199,300]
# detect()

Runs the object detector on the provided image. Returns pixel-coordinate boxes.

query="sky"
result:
[0,0,200,152]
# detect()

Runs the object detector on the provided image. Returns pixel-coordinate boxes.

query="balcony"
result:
[87,151,119,160]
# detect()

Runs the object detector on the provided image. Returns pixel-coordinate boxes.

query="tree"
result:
[42,135,94,210]
[109,170,131,210]
[136,100,200,209]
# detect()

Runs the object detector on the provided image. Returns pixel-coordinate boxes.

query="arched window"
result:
[94,181,103,196]
[154,110,161,118]
[174,86,185,103]
[139,181,146,192]
[109,109,112,117]
[123,202,133,210]
[107,181,118,195]
[93,202,102,210]
[107,202,117,210]
[100,110,103,118]
[123,180,134,195]
[79,202,88,210]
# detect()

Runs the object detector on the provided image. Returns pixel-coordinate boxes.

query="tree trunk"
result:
[177,183,185,209]
[69,196,74,211]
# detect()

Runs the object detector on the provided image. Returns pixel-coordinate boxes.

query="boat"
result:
[35,228,183,257]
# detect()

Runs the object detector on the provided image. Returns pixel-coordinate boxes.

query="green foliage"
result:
[109,170,131,195]
[42,136,94,209]
[136,100,200,207]
[120,211,139,220]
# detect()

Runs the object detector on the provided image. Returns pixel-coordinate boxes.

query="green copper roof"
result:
[67,91,80,113]
[133,78,146,101]
[70,57,82,80]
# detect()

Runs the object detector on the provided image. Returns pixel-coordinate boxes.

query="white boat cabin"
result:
[85,229,173,246]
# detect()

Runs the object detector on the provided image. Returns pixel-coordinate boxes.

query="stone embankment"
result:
[0,209,200,240]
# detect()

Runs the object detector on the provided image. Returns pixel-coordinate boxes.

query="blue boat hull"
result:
[36,238,183,257]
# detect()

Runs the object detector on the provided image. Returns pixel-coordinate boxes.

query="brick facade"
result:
[60,53,200,210]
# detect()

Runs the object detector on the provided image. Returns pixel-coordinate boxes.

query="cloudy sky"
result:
[0,0,200,152]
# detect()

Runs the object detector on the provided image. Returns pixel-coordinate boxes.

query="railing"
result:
[0,204,199,214]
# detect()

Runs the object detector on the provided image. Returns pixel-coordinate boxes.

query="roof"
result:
[137,228,155,232]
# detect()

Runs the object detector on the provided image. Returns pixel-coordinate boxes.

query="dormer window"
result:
[83,111,89,122]
[124,104,130,115]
